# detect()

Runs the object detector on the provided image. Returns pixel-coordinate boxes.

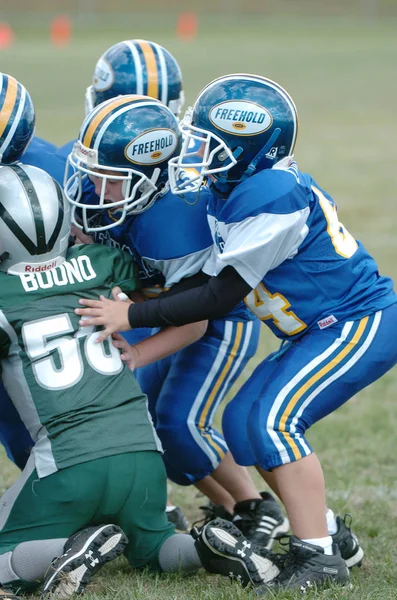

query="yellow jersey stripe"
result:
[0,76,18,139]
[138,40,158,99]
[82,95,146,148]
[279,316,369,459]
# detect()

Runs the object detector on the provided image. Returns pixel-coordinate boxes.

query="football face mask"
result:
[168,107,238,195]
[65,141,160,233]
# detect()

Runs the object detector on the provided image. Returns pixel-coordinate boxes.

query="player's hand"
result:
[71,224,94,245]
[75,286,133,343]
[112,332,138,372]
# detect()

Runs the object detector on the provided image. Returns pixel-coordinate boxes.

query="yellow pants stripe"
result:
[279,316,369,460]
[199,322,244,456]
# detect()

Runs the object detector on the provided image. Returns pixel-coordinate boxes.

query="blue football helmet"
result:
[65,94,182,232]
[0,73,35,164]
[169,73,298,195]
[85,39,184,117]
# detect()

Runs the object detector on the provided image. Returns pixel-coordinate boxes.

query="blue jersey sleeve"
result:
[56,139,76,159]
[21,137,66,185]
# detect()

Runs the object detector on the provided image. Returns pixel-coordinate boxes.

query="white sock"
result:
[166,506,176,512]
[302,536,334,555]
[326,508,338,535]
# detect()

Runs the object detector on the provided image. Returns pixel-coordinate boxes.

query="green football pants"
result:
[0,451,175,570]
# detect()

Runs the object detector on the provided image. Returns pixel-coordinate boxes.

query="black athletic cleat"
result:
[256,536,350,594]
[166,506,190,532]
[42,524,128,598]
[233,492,290,550]
[332,514,364,568]
[192,517,280,586]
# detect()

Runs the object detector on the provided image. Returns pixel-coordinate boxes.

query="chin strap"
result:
[212,127,282,190]
[211,146,244,191]
[240,127,282,182]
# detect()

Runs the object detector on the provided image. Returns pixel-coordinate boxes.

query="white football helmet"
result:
[0,164,71,274]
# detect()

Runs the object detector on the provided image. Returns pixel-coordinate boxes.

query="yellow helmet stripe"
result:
[82,95,147,148]
[138,40,159,99]
[0,76,18,139]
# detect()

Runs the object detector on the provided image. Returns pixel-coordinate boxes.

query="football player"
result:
[0,163,264,597]
[76,73,397,591]
[0,73,68,471]
[64,92,290,548]
[59,38,289,544]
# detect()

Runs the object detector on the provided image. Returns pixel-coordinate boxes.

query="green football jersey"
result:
[0,244,162,478]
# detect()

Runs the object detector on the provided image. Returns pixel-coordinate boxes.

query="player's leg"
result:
[134,348,190,530]
[221,347,290,546]
[0,455,126,596]
[154,319,260,479]
[194,475,235,513]
[113,451,280,585]
[154,318,287,547]
[112,450,200,572]
[248,307,397,591]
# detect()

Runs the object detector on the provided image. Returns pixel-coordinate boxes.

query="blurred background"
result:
[2,0,395,271]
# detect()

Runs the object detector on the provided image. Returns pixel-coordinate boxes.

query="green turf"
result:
[1,13,397,599]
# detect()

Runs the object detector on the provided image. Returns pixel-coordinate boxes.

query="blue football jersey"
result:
[89,188,254,321]
[203,159,396,339]
[57,139,75,159]
[91,188,212,293]
[20,136,65,185]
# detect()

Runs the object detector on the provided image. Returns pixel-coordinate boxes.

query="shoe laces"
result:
[273,536,315,581]
[192,503,233,530]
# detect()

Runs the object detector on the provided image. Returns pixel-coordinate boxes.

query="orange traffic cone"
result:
[0,23,14,50]
[50,15,72,46]
[176,12,198,41]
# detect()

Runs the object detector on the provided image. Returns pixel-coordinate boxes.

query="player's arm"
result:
[75,205,308,339]
[112,320,208,371]
[75,266,251,342]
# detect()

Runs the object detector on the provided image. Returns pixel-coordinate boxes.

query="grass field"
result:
[1,12,397,600]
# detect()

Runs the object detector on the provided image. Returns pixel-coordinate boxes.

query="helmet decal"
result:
[125,128,178,165]
[209,100,273,136]
[93,57,114,92]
